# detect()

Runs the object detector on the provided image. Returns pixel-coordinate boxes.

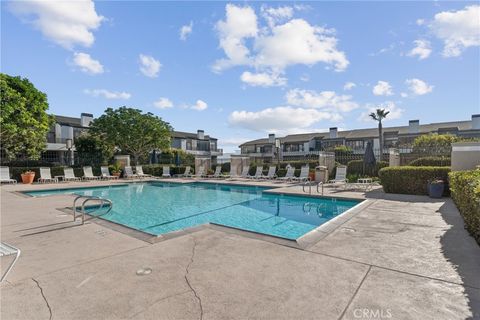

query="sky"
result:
[2,1,480,152]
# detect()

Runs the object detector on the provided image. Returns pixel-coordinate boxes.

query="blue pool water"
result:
[25,183,361,240]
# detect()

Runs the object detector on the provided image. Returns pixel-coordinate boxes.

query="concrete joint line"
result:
[338,265,372,320]
[32,277,53,320]
[185,236,204,320]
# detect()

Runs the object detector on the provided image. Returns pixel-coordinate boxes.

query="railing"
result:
[302,180,324,195]
[73,195,113,224]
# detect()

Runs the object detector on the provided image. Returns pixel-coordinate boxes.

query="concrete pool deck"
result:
[1,178,480,319]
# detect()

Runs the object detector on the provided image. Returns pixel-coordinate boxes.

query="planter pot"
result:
[21,172,35,184]
[308,172,315,181]
[112,172,121,177]
[429,183,444,198]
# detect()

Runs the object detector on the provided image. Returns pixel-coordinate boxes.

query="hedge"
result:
[379,166,451,195]
[8,166,92,182]
[449,170,480,245]
[409,156,451,167]
[347,160,388,177]
[140,165,189,176]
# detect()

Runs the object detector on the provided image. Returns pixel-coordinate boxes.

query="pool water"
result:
[25,183,361,240]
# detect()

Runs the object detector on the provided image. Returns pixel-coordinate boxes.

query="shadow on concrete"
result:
[437,201,480,319]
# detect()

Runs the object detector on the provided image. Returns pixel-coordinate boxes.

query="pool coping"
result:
[18,180,370,249]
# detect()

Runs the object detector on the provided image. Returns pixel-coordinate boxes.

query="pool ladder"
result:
[303,181,324,195]
[73,195,113,225]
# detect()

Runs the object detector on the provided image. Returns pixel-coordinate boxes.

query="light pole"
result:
[275,138,280,167]
[66,138,73,166]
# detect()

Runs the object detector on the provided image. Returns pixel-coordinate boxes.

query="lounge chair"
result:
[162,166,171,178]
[63,168,81,182]
[208,166,222,178]
[1,242,21,282]
[135,166,152,178]
[277,167,295,182]
[38,167,58,183]
[327,166,348,189]
[238,167,250,179]
[292,166,310,182]
[124,166,139,179]
[101,166,119,180]
[193,166,206,178]
[82,166,100,180]
[223,167,237,179]
[247,166,263,179]
[0,167,17,184]
[176,166,192,178]
[261,166,277,179]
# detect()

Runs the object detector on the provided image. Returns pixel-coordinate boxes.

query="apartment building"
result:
[239,115,480,162]
[171,130,223,160]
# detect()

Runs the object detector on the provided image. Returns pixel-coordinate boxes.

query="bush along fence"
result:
[409,156,451,167]
[449,169,480,245]
[379,166,451,196]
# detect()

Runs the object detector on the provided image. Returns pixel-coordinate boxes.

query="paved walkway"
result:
[1,180,479,319]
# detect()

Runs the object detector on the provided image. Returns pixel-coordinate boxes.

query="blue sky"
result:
[2,1,479,152]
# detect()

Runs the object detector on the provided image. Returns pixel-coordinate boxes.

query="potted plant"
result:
[308,169,315,181]
[428,178,445,198]
[21,170,35,184]
[110,163,122,177]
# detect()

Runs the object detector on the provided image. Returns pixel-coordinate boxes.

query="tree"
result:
[0,73,54,159]
[369,108,390,152]
[89,107,172,163]
[412,134,461,155]
[74,133,115,166]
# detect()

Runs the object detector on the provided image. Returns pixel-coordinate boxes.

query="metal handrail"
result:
[317,182,324,195]
[73,195,112,224]
[302,180,312,194]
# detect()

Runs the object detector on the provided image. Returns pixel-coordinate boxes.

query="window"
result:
[345,140,365,150]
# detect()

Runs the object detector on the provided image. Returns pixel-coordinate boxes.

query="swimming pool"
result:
[25,182,361,240]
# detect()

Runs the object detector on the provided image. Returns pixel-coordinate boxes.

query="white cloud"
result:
[285,89,359,112]
[240,71,286,87]
[139,54,161,78]
[343,82,356,91]
[229,106,341,134]
[154,97,174,109]
[213,4,258,72]
[300,74,310,82]
[72,52,104,74]
[361,102,404,122]
[407,39,432,60]
[84,89,130,99]
[372,81,394,96]
[9,0,104,49]
[213,4,349,78]
[405,78,434,95]
[261,5,294,27]
[429,5,480,57]
[416,19,425,26]
[180,21,193,41]
[190,100,208,111]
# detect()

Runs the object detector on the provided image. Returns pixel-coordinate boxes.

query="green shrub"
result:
[449,170,480,245]
[347,160,388,177]
[141,164,188,176]
[8,166,89,181]
[379,166,450,195]
[409,156,451,167]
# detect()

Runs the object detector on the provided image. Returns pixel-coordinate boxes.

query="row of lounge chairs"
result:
[0,165,153,184]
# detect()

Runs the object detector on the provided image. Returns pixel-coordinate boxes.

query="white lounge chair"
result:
[193,166,206,178]
[124,166,139,179]
[223,167,237,179]
[0,167,17,184]
[178,166,192,178]
[327,166,348,189]
[135,166,152,178]
[63,168,81,182]
[277,167,295,182]
[1,242,20,282]
[101,166,119,180]
[292,166,310,182]
[162,166,171,178]
[261,166,277,179]
[38,167,58,183]
[248,166,263,179]
[238,167,250,179]
[82,166,100,180]
[208,166,222,178]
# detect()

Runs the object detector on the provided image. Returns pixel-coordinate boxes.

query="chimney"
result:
[408,120,419,134]
[268,133,275,144]
[80,113,93,127]
[472,114,480,130]
[329,127,338,139]
[197,130,205,140]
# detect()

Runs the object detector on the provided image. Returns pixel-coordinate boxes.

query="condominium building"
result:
[171,130,223,160]
[239,115,480,162]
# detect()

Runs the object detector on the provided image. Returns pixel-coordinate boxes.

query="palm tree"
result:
[369,108,390,154]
